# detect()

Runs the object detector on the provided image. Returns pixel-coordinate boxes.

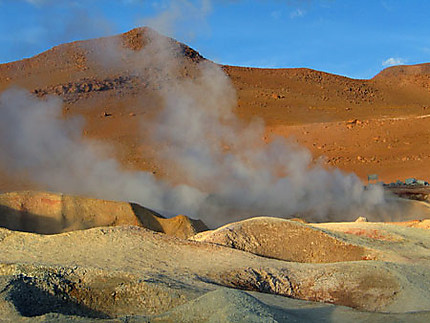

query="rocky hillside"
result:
[0,27,428,190]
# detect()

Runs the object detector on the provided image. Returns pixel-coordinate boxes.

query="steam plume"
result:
[137,30,387,225]
[0,29,389,227]
[0,88,208,217]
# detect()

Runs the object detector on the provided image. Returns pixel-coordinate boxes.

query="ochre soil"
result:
[226,65,430,183]
[0,27,429,192]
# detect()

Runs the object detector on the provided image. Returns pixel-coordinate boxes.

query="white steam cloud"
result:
[382,57,406,67]
[138,30,387,226]
[0,88,208,217]
[0,29,390,227]
[140,0,211,40]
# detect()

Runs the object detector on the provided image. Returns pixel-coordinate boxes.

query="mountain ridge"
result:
[0,27,429,188]
[1,27,428,81]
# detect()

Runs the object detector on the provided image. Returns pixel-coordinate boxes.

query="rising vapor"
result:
[0,87,209,218]
[0,27,389,227]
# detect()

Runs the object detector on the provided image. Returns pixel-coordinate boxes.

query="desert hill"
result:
[374,62,430,78]
[225,64,430,182]
[0,27,429,194]
[0,27,204,89]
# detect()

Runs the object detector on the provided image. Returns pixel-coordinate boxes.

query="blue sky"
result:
[0,0,429,79]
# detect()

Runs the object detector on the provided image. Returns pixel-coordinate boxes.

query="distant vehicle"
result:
[386,178,429,188]
[405,178,417,185]
[367,174,378,181]
[416,179,429,186]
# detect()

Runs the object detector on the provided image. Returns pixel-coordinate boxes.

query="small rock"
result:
[355,216,368,222]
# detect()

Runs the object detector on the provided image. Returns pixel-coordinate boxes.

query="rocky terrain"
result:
[0,28,430,321]
[0,192,429,321]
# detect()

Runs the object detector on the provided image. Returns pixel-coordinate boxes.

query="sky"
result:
[0,0,429,79]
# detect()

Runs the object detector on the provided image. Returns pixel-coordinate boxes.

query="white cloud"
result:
[290,8,305,18]
[382,57,406,67]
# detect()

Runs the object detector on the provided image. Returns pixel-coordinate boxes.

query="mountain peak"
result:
[374,62,430,79]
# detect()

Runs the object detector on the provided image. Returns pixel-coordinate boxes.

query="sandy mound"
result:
[0,191,207,238]
[0,224,429,317]
[152,288,284,323]
[152,288,430,323]
[191,217,374,263]
[391,198,430,220]
[0,222,429,320]
[389,219,430,229]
